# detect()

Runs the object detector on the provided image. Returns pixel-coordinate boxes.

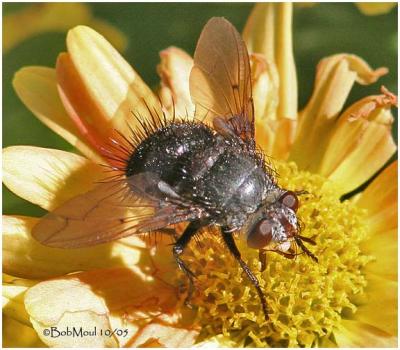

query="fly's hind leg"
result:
[172,220,202,308]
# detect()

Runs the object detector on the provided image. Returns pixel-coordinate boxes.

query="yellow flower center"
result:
[181,161,372,347]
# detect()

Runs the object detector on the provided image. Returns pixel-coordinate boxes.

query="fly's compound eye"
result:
[279,191,299,212]
[247,219,273,249]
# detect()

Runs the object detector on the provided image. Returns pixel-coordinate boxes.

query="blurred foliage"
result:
[2,3,397,216]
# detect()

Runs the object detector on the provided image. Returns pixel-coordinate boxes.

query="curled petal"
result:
[157,46,195,117]
[317,89,397,194]
[356,160,397,234]
[290,54,388,171]
[2,215,145,279]
[12,67,102,162]
[2,146,103,211]
[65,25,162,144]
[243,3,297,120]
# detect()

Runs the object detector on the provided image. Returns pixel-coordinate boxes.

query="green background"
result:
[3,3,398,216]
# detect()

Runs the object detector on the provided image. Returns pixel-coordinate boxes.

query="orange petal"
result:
[2,215,145,279]
[356,160,397,234]
[317,90,397,194]
[334,320,397,347]
[2,146,103,210]
[12,67,102,162]
[157,46,195,117]
[243,3,297,121]
[289,54,387,172]
[65,25,163,143]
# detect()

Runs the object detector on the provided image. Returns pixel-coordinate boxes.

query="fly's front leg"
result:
[173,220,202,307]
[222,228,269,321]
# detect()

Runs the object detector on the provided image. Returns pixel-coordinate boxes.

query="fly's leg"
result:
[173,220,201,307]
[221,228,269,321]
[259,249,267,272]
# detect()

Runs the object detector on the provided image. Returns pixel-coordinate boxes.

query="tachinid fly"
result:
[33,17,317,321]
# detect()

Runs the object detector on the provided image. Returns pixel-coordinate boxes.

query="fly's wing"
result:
[32,173,202,248]
[190,17,254,145]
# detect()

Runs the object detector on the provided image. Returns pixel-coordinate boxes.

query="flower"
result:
[3,3,397,348]
[3,3,128,53]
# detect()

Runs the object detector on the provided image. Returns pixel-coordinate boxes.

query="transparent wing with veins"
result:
[189,17,255,145]
[32,173,203,248]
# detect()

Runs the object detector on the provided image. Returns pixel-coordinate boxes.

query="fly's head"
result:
[246,191,299,252]
[245,190,318,262]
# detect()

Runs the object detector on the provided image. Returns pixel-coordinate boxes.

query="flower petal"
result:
[3,315,45,348]
[256,117,297,160]
[354,275,397,336]
[335,320,397,347]
[243,3,297,121]
[2,146,103,210]
[65,25,162,140]
[3,3,127,53]
[12,66,102,162]
[2,215,145,279]
[157,46,195,117]
[356,3,397,16]
[356,160,397,234]
[128,323,199,347]
[289,54,388,172]
[250,53,279,122]
[317,89,397,194]
[3,274,36,326]
[24,277,118,347]
[25,267,198,347]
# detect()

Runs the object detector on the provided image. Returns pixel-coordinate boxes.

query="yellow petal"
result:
[289,54,387,172]
[256,117,297,160]
[24,277,118,347]
[12,66,102,162]
[354,275,397,336]
[318,90,397,194]
[24,267,197,347]
[3,315,45,348]
[243,3,297,121]
[3,3,127,53]
[56,52,114,153]
[335,320,397,347]
[356,160,397,234]
[356,3,397,16]
[128,323,199,347]
[361,229,397,281]
[250,53,279,122]
[2,215,145,279]
[2,146,103,210]
[66,25,162,139]
[3,274,36,326]
[157,46,195,117]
